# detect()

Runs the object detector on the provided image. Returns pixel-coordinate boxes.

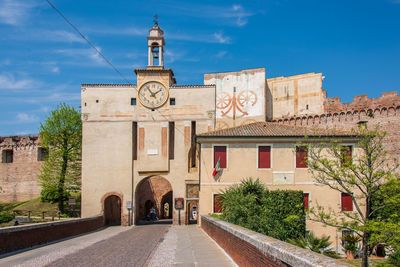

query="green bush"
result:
[288,232,340,258]
[389,251,400,267]
[0,211,14,223]
[221,178,306,241]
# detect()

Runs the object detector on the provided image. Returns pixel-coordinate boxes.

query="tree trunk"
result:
[58,142,68,214]
[361,232,369,267]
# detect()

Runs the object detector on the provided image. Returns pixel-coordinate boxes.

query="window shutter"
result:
[296,146,308,168]
[258,146,271,168]
[303,193,309,209]
[214,146,227,168]
[213,194,222,213]
[341,193,353,211]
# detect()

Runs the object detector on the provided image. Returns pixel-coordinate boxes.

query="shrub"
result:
[288,232,340,258]
[220,178,306,241]
[389,251,400,267]
[0,211,14,223]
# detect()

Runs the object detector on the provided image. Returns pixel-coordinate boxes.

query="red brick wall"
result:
[0,216,104,255]
[201,218,287,267]
[0,136,42,202]
[273,105,400,158]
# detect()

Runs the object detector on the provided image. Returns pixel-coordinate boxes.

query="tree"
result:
[305,127,399,267]
[39,104,82,213]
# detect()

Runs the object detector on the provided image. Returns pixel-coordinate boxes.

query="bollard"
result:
[28,211,31,219]
[42,211,45,220]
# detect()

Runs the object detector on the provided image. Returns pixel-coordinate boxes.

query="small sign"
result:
[175,198,184,210]
[147,149,158,155]
[126,201,133,210]
[68,198,76,206]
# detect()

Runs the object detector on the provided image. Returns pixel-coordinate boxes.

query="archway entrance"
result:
[135,176,173,224]
[104,195,121,226]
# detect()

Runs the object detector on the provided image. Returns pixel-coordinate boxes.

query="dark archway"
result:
[104,195,121,226]
[135,176,173,224]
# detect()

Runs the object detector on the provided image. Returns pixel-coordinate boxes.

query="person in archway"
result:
[150,206,158,221]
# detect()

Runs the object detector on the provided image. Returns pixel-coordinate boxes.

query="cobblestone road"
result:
[47,225,168,267]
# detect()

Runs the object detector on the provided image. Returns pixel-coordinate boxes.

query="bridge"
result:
[0,216,349,267]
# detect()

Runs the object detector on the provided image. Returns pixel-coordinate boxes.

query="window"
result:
[132,122,138,160]
[213,194,223,213]
[213,146,227,168]
[37,147,48,161]
[2,150,13,163]
[131,98,136,106]
[296,146,308,168]
[341,145,353,165]
[303,193,309,209]
[169,122,175,160]
[170,98,176,105]
[341,193,353,211]
[258,145,271,168]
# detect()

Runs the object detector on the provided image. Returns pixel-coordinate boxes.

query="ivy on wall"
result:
[220,178,306,241]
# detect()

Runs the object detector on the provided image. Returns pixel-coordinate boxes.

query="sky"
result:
[0,0,399,136]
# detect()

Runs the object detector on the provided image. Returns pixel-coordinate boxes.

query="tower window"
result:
[2,150,13,163]
[306,104,309,110]
[170,98,176,105]
[37,147,48,161]
[151,43,160,66]
[131,98,137,106]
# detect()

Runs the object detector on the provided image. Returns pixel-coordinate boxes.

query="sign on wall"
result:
[174,198,184,210]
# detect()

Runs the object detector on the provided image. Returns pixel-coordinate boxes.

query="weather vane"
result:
[153,14,159,25]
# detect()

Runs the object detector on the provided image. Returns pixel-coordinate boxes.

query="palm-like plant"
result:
[288,232,340,258]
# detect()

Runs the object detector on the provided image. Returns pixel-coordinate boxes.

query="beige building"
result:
[80,21,362,250]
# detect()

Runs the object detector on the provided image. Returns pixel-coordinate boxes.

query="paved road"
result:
[0,225,235,267]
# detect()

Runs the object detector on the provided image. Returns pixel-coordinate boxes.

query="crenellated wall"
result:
[0,136,42,202]
[273,105,400,157]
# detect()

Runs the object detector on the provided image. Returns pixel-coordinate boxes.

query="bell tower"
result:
[147,15,164,69]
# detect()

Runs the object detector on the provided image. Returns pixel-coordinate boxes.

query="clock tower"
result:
[135,18,176,108]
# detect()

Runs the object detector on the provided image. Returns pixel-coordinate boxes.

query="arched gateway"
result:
[135,176,173,224]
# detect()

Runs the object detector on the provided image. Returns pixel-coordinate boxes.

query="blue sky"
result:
[0,0,399,135]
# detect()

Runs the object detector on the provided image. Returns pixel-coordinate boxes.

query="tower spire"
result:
[147,17,165,68]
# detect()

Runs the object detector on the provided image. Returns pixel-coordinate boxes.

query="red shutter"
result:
[303,193,309,209]
[213,194,222,213]
[214,146,227,168]
[341,193,353,211]
[296,146,308,168]
[258,146,271,168]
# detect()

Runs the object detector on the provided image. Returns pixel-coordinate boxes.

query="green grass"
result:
[339,258,395,267]
[0,198,58,216]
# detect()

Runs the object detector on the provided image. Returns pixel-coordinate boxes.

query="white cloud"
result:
[0,0,39,26]
[216,51,228,58]
[16,112,39,123]
[54,47,106,66]
[51,66,60,74]
[230,4,251,27]
[41,30,85,43]
[0,73,40,90]
[213,32,231,44]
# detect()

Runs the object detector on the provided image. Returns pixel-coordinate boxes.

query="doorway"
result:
[104,195,121,226]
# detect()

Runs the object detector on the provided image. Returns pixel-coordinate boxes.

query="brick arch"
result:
[135,175,173,224]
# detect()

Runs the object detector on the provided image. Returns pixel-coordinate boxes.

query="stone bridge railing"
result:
[201,215,350,267]
[0,215,104,255]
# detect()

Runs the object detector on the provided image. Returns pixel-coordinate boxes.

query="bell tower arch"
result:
[147,15,164,68]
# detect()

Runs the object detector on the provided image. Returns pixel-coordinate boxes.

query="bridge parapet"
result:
[201,215,350,267]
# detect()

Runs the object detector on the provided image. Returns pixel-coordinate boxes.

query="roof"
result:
[81,84,135,88]
[197,121,357,139]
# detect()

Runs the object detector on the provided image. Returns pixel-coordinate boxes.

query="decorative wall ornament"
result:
[216,89,257,120]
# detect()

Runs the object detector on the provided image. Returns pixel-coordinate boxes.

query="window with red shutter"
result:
[214,146,227,168]
[258,146,271,168]
[341,193,353,211]
[213,194,223,213]
[303,193,309,209]
[296,146,308,168]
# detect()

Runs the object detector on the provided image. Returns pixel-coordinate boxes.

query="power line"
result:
[45,0,132,85]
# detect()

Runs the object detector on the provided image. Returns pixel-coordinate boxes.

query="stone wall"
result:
[273,105,400,158]
[0,215,104,255]
[201,215,349,267]
[0,136,42,202]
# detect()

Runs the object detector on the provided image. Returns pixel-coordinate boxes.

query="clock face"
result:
[138,81,168,109]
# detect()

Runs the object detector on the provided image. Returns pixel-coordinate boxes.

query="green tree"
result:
[305,127,399,267]
[39,104,82,213]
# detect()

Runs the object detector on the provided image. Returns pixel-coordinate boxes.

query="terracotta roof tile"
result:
[198,121,356,138]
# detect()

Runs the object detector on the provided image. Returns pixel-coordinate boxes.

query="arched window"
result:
[151,42,160,65]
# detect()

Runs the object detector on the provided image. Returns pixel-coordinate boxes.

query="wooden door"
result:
[104,195,121,226]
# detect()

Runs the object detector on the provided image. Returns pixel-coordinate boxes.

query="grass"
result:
[339,257,395,267]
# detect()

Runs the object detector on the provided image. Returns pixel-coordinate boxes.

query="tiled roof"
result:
[171,85,215,88]
[198,122,357,138]
[81,84,135,87]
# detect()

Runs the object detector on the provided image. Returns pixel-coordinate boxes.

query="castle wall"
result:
[0,136,42,202]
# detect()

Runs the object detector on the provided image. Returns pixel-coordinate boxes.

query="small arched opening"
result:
[104,195,121,226]
[151,42,160,66]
